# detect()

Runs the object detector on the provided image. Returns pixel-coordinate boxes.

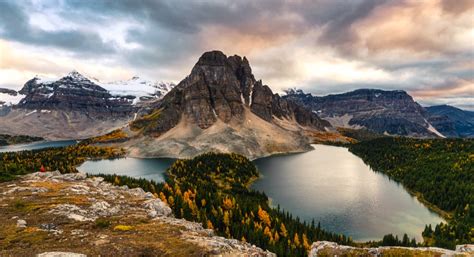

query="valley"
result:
[0,51,472,256]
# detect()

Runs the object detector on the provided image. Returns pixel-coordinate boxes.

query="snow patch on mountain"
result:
[0,92,24,106]
[424,119,446,138]
[94,76,175,104]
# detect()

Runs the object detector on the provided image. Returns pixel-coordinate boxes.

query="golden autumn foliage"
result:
[293,233,301,247]
[258,206,271,226]
[223,211,230,226]
[280,223,288,238]
[159,192,167,204]
[303,233,311,250]
[222,197,234,210]
[206,220,214,230]
[87,129,128,144]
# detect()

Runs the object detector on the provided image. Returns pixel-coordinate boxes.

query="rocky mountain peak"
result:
[61,70,93,83]
[195,50,228,66]
[132,50,330,135]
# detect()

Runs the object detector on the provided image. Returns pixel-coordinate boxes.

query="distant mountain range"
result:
[283,88,473,138]
[0,50,472,157]
[426,105,474,138]
[0,71,174,139]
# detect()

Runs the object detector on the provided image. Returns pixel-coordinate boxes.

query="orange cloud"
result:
[352,0,474,57]
[409,79,474,98]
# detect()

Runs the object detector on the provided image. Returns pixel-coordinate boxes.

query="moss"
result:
[13,200,27,210]
[130,109,162,131]
[114,225,134,231]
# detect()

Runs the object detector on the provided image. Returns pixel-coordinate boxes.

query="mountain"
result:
[283,88,444,137]
[121,51,331,159]
[426,105,474,138]
[17,71,136,117]
[0,71,174,140]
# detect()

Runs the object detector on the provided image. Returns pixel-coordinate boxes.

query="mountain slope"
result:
[122,51,331,159]
[283,89,443,137]
[426,105,474,138]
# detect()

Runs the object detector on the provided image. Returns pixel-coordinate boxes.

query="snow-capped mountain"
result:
[0,71,175,109]
[96,76,175,104]
[0,70,175,140]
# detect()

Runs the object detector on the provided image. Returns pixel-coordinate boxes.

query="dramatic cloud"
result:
[0,0,472,109]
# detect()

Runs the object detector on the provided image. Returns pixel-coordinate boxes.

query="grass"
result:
[95,218,111,228]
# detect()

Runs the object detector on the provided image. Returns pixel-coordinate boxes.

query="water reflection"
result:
[252,144,443,241]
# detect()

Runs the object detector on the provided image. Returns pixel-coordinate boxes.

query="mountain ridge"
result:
[426,105,474,138]
[283,88,444,137]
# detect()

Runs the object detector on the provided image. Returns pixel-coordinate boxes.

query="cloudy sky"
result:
[0,0,472,109]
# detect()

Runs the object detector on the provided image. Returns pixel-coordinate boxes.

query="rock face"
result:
[309,241,473,256]
[426,105,474,138]
[125,51,330,159]
[284,89,442,137]
[132,51,329,134]
[0,171,274,257]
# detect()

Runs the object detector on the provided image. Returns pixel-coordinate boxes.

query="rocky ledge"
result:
[309,241,473,257]
[0,171,274,257]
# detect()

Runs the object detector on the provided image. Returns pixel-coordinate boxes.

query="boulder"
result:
[16,219,27,228]
[143,199,172,218]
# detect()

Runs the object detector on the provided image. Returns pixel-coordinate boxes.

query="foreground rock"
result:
[309,241,474,256]
[0,172,274,256]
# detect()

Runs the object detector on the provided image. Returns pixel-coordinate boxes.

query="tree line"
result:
[0,145,125,181]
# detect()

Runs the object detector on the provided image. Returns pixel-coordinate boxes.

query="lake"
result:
[77,144,443,241]
[252,145,443,241]
[0,140,77,152]
[77,158,176,183]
